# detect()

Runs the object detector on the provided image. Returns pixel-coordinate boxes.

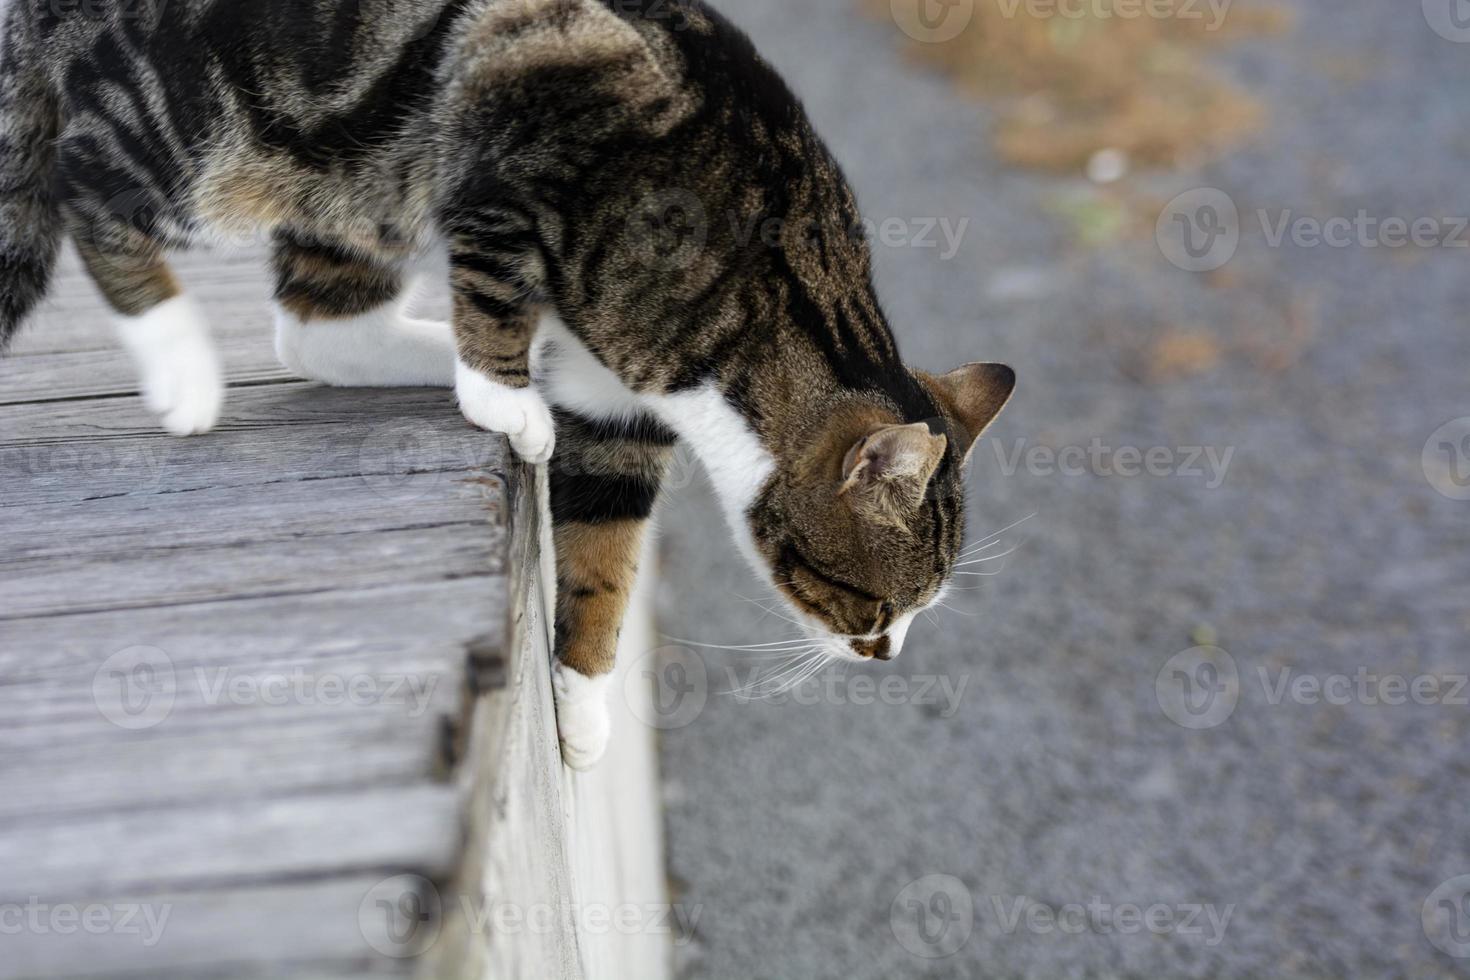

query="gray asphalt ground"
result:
[648,0,1470,977]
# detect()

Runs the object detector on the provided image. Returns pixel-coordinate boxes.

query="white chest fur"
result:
[535,315,776,530]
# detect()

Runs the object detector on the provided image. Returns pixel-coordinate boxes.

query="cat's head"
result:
[745,363,1015,662]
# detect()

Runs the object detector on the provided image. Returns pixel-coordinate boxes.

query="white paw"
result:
[552,662,611,771]
[455,362,555,463]
[116,295,224,437]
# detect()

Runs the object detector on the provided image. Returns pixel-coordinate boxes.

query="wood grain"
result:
[0,245,515,978]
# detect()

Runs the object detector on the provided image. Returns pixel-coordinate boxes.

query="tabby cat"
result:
[0,0,1015,768]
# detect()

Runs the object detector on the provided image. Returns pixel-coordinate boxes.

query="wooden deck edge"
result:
[417,466,672,980]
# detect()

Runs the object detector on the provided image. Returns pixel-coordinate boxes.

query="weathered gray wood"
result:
[0,876,420,980]
[0,523,504,618]
[0,580,500,693]
[0,472,508,562]
[0,413,506,511]
[0,785,463,898]
[5,247,273,358]
[0,381,468,447]
[0,242,518,978]
[0,345,291,404]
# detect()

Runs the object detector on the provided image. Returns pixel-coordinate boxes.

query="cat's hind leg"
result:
[549,408,674,769]
[71,213,223,436]
[271,231,457,387]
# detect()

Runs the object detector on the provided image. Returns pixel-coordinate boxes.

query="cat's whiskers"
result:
[957,538,1007,560]
[930,597,977,618]
[774,655,830,696]
[662,635,815,652]
[729,649,824,700]
[955,544,1021,567]
[734,591,814,631]
[958,512,1036,557]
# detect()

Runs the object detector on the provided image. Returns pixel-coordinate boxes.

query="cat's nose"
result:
[853,636,892,661]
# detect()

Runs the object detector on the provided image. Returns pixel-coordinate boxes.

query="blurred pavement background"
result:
[650,0,1470,976]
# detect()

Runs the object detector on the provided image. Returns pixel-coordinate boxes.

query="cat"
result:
[0,0,1015,768]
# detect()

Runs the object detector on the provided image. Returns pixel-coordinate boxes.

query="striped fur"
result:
[0,1,61,347]
[550,408,675,677]
[0,0,1016,698]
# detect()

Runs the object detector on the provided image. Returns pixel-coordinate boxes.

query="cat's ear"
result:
[840,422,947,510]
[929,362,1016,461]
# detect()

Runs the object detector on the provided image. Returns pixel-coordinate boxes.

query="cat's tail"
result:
[0,9,62,351]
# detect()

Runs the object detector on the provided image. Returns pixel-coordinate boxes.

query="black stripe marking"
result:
[551,472,661,524]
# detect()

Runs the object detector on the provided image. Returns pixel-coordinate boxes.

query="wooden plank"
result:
[0,875,424,979]
[0,387,505,510]
[0,240,517,978]
[0,571,505,689]
[0,785,464,899]
[0,582,502,820]
[1,245,446,371]
[0,718,449,823]
[0,472,509,563]
[0,381,466,447]
[5,247,274,359]
[0,523,504,619]
[0,345,292,405]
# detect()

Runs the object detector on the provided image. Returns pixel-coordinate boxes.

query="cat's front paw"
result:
[117,295,224,437]
[552,662,611,771]
[455,364,555,464]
